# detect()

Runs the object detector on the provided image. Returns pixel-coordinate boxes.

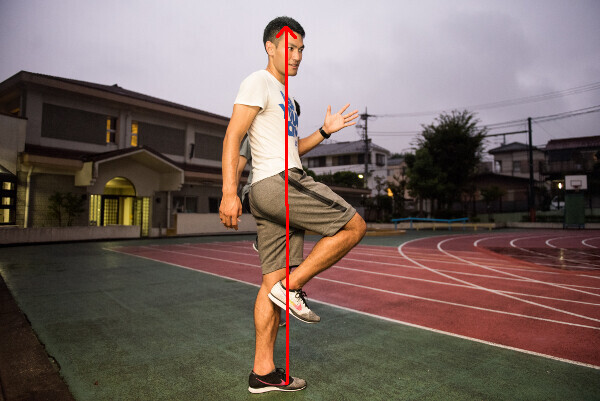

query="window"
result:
[208,197,221,213]
[89,194,101,226]
[0,177,17,225]
[513,161,521,173]
[357,154,371,164]
[173,196,198,213]
[495,160,502,173]
[106,117,117,144]
[376,153,385,166]
[333,155,351,166]
[131,121,139,147]
[194,133,223,161]
[308,156,326,168]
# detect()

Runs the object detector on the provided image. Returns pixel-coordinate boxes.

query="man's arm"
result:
[219,104,259,230]
[298,104,358,156]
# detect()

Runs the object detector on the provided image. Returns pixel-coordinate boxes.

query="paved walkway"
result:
[0,273,75,400]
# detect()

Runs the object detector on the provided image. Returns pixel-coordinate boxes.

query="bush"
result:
[48,192,85,226]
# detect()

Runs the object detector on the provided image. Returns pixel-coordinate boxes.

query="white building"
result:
[301,140,391,196]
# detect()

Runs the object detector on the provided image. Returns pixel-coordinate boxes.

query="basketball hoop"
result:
[565,175,587,192]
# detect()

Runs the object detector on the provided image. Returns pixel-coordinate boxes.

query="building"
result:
[0,71,230,235]
[488,142,545,181]
[542,135,600,179]
[301,140,391,196]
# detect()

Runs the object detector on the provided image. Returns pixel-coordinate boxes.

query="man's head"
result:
[263,16,305,79]
[263,16,305,50]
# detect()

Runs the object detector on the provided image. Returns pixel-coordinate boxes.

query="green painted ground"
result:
[0,234,598,400]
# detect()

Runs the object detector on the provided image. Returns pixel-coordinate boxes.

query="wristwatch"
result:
[319,126,330,139]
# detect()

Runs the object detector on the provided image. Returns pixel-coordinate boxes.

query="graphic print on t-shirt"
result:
[278,91,298,148]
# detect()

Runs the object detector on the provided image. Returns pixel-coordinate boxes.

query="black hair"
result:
[293,99,301,116]
[263,16,305,49]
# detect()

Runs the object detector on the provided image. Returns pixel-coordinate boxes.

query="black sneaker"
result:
[248,368,307,393]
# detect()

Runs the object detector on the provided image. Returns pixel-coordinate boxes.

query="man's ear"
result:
[266,40,275,56]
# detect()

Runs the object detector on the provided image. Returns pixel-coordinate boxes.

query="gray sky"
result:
[1,0,599,156]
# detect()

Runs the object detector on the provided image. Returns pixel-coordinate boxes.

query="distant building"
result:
[386,157,411,200]
[0,71,228,234]
[488,142,545,181]
[301,140,391,196]
[542,135,600,179]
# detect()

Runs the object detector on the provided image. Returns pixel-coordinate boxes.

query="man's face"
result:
[267,32,304,77]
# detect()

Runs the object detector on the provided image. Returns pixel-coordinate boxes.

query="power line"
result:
[370,81,600,118]
[532,104,600,123]
[361,104,600,139]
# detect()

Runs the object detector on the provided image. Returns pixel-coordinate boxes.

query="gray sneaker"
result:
[268,281,320,324]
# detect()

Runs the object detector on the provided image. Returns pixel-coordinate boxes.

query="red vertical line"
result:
[284,30,290,386]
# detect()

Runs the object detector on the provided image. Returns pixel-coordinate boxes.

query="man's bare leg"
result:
[288,213,366,290]
[253,268,286,375]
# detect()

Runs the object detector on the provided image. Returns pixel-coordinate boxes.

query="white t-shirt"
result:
[234,70,302,184]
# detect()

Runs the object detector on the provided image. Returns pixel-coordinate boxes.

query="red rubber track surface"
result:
[112,230,600,368]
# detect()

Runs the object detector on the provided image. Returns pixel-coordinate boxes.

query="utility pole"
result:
[527,117,536,222]
[360,107,376,189]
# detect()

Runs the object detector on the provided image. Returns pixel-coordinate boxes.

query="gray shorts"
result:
[249,168,356,275]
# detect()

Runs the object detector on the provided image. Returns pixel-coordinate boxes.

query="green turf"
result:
[0,236,599,400]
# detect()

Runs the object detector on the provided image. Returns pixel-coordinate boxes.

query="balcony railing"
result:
[541,160,595,175]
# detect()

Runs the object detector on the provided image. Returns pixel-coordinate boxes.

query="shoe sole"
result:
[248,384,306,394]
[268,293,319,324]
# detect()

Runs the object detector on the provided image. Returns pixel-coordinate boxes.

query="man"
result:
[219,16,366,394]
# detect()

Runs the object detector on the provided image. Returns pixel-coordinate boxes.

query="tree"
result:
[480,186,506,220]
[48,192,85,226]
[314,171,363,188]
[406,110,486,215]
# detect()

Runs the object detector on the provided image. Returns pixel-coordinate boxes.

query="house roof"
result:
[302,140,390,158]
[488,142,540,154]
[23,144,223,176]
[0,163,17,180]
[474,172,540,184]
[387,157,405,166]
[545,135,600,151]
[0,71,230,124]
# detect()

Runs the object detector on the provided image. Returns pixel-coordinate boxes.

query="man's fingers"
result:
[326,105,331,117]
[344,110,359,121]
[337,103,350,115]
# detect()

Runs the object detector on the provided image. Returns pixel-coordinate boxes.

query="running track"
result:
[110,231,600,369]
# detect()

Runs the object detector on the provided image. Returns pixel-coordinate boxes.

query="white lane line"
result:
[183,242,600,290]
[458,237,600,297]
[582,237,600,249]
[436,237,600,320]
[398,238,600,325]
[545,236,600,261]
[474,236,600,271]
[510,237,600,269]
[105,246,600,370]
[328,266,600,306]
[317,276,600,330]
[472,238,600,293]
[109,246,600,329]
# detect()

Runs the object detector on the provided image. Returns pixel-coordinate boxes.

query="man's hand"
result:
[219,194,242,230]
[322,104,359,135]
